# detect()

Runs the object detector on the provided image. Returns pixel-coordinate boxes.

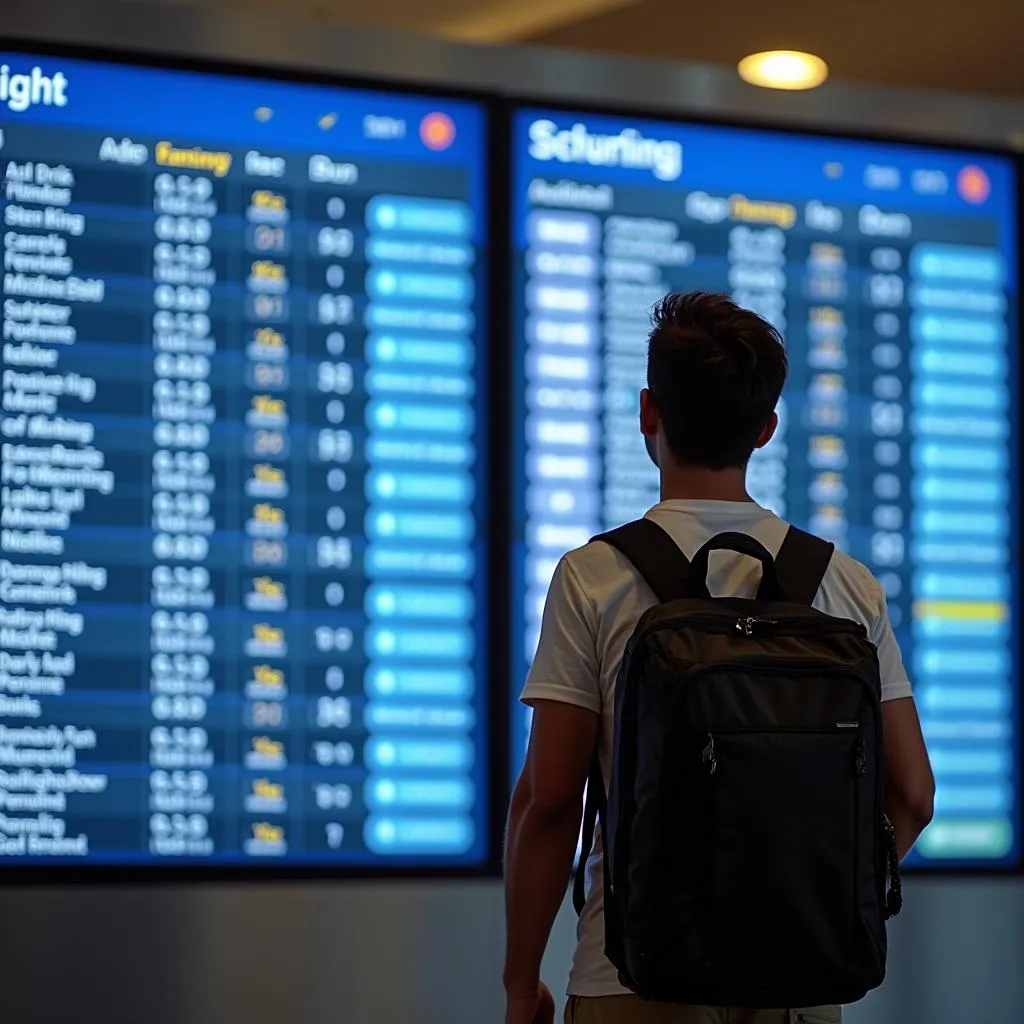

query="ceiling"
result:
[528,0,1024,99]
[199,0,639,43]
[196,0,1024,99]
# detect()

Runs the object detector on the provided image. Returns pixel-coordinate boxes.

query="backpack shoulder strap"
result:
[573,756,606,916]
[769,524,835,605]
[575,519,689,916]
[593,518,691,604]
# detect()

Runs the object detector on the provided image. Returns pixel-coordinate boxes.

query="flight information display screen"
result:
[0,50,490,869]
[511,106,1020,868]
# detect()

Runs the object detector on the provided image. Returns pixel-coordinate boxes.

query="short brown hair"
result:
[647,292,788,469]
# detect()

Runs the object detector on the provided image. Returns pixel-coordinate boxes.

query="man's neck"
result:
[659,465,753,503]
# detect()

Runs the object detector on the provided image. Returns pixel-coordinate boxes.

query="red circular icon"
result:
[957,165,990,204]
[420,112,456,151]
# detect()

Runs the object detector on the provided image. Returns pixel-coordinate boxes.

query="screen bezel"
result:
[0,36,510,884]
[501,91,1024,878]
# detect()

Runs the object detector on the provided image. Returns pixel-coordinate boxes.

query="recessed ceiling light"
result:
[738,50,829,91]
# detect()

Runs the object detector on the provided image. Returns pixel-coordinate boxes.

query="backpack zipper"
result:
[702,733,717,775]
[682,658,879,689]
[637,611,867,642]
[736,616,777,636]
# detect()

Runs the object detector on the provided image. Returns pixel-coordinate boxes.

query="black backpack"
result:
[574,520,902,1009]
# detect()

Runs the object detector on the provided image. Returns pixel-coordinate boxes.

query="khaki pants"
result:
[565,995,842,1024]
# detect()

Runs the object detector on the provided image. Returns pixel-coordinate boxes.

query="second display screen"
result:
[510,106,1019,868]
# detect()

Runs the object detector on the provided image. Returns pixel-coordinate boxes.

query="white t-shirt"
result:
[520,499,914,998]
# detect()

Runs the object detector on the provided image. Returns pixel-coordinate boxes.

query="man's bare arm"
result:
[881,696,935,859]
[503,699,598,996]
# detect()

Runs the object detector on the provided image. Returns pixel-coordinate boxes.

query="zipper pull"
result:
[702,733,717,775]
[735,616,779,636]
[855,737,867,776]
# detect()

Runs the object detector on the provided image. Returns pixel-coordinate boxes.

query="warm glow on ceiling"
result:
[737,50,829,90]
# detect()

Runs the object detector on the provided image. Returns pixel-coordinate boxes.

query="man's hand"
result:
[504,981,555,1024]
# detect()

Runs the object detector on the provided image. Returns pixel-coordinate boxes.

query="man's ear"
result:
[753,411,778,450]
[639,388,659,436]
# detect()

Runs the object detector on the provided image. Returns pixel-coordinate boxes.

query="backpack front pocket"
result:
[704,728,862,1003]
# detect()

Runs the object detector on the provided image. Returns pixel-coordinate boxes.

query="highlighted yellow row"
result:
[913,600,1008,622]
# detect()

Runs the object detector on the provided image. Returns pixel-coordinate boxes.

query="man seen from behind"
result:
[503,292,935,1024]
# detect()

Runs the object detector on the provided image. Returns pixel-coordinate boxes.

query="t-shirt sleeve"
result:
[520,555,601,714]
[867,578,914,703]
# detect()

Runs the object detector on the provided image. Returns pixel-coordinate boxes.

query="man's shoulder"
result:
[754,515,884,624]
[557,536,650,613]
[822,543,881,592]
[561,536,634,582]
[817,543,885,622]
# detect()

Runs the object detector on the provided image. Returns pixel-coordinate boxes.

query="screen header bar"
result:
[515,108,1016,220]
[0,50,481,163]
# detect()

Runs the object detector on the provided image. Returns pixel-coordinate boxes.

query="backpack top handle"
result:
[684,531,786,601]
[594,520,835,608]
